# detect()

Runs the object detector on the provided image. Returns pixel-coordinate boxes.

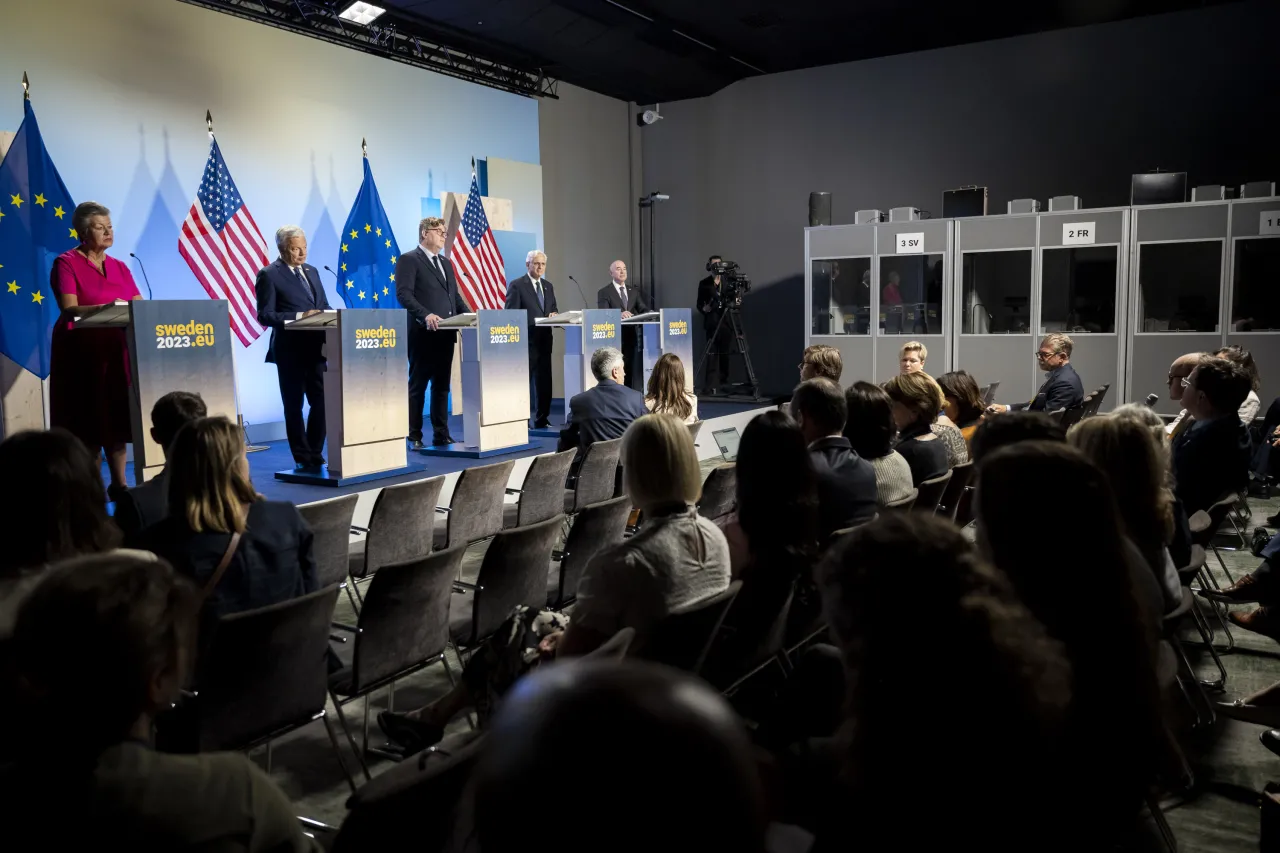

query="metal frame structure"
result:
[176,0,559,99]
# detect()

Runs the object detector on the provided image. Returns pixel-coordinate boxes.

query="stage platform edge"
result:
[274,462,428,487]
[418,441,542,460]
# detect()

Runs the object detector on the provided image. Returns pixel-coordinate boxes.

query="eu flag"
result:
[0,100,74,378]
[336,156,402,309]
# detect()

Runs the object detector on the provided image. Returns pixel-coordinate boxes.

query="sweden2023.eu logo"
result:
[355,326,398,350]
[155,321,215,349]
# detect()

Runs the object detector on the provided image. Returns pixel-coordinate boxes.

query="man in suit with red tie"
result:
[255,225,331,470]
[504,250,558,428]
[395,217,472,448]
[597,259,650,390]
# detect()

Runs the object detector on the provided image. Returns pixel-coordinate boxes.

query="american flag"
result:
[448,170,505,310]
[178,139,268,346]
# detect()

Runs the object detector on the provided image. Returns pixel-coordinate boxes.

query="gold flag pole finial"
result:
[470,156,476,174]
[205,110,214,139]
[22,72,29,101]
[362,137,367,157]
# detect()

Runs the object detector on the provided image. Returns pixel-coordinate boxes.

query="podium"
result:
[71,299,238,484]
[419,309,537,458]
[274,309,420,486]
[625,308,694,393]
[538,306,622,405]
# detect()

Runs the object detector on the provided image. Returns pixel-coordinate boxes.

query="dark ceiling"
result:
[375,0,1241,103]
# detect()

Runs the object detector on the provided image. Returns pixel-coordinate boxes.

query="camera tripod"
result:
[696,304,762,401]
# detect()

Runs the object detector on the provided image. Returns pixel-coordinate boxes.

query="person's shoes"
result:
[1263,730,1280,758]
[1267,512,1280,527]
[1198,573,1265,604]
[1217,700,1280,727]
[294,461,322,472]
[534,420,551,429]
[409,439,425,450]
[1229,606,1280,641]
[106,483,129,504]
[377,710,444,755]
[432,434,458,446]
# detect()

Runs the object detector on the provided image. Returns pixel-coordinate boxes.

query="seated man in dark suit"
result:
[559,346,648,459]
[987,333,1084,415]
[114,390,207,538]
[1171,355,1252,516]
[791,377,878,537]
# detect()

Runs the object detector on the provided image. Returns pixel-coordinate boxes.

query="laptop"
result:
[711,427,741,462]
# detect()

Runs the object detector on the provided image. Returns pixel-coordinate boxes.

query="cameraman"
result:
[698,254,732,393]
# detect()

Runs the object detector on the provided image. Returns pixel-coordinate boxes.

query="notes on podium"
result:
[71,299,238,484]
[274,308,421,486]
[419,309,538,458]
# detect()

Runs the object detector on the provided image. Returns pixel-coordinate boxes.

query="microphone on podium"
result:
[567,275,590,308]
[128,252,153,300]
[321,265,338,279]
[1144,393,1160,408]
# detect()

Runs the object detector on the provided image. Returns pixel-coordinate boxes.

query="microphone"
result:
[321,265,338,279]
[1144,393,1160,408]
[567,275,590,308]
[128,252,153,300]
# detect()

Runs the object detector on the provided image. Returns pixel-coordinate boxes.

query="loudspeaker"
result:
[809,192,832,227]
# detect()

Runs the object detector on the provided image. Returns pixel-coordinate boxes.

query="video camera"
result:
[709,260,751,306]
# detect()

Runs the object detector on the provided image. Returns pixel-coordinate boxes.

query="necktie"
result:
[296,267,316,305]
[619,284,627,307]
[534,279,544,311]
[433,255,445,281]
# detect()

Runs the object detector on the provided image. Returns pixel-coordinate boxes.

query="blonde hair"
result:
[1068,415,1173,556]
[900,341,928,365]
[418,216,445,240]
[802,345,843,382]
[621,414,701,511]
[166,416,258,534]
[646,353,693,421]
[883,371,944,425]
[1041,333,1073,358]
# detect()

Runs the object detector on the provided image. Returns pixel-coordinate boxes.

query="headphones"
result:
[705,255,722,272]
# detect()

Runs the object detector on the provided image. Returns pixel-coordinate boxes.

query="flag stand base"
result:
[239,416,269,454]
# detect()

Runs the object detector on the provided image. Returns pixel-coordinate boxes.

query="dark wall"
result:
[641,1,1279,395]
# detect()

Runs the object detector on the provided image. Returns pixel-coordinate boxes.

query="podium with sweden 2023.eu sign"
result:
[70,299,238,484]
[630,308,694,392]
[274,308,418,486]
[421,309,537,458]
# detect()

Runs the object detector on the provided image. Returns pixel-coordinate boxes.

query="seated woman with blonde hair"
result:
[645,352,699,425]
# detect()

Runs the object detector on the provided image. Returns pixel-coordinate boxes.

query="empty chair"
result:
[435,459,516,550]
[349,476,444,592]
[935,461,973,519]
[913,471,952,514]
[981,381,1000,406]
[1084,384,1110,417]
[548,495,632,609]
[451,515,565,650]
[299,494,359,607]
[637,581,742,675]
[329,546,468,773]
[504,449,576,529]
[697,464,737,525]
[1059,401,1088,430]
[565,437,623,514]
[883,489,918,512]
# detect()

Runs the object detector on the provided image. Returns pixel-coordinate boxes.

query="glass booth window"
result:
[1138,241,1222,333]
[811,257,872,335]
[1231,239,1280,331]
[1040,246,1117,334]
[879,254,945,335]
[961,250,1032,334]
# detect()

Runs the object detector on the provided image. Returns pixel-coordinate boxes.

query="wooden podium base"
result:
[416,440,540,460]
[273,460,427,487]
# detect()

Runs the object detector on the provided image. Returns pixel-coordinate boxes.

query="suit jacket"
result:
[597,281,650,315]
[1013,363,1084,413]
[564,378,648,448]
[696,275,725,330]
[255,259,331,365]
[808,437,878,537]
[114,469,169,540]
[504,274,558,343]
[1171,414,1251,515]
[394,247,471,329]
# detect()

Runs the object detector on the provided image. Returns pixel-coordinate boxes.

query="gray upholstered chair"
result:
[913,471,952,514]
[504,449,577,529]
[450,514,564,650]
[882,489,918,512]
[697,464,737,524]
[548,495,632,608]
[434,459,516,550]
[637,580,742,676]
[349,475,445,590]
[935,461,973,520]
[298,495,359,608]
[565,437,623,514]
[329,545,468,772]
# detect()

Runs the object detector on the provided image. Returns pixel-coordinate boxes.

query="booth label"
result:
[1062,222,1095,245]
[896,233,924,254]
[1260,211,1280,236]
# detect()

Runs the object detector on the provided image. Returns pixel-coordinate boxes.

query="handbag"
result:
[200,531,242,601]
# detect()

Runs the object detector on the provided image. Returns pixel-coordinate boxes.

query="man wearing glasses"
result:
[986,333,1083,414]
[1163,352,1203,441]
[395,217,472,448]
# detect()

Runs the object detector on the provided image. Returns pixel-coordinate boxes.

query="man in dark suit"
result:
[697,254,731,393]
[1171,355,1252,516]
[559,346,648,456]
[395,216,472,447]
[988,332,1084,415]
[255,225,331,469]
[114,390,207,538]
[791,377,877,538]
[505,249,558,428]
[597,260,651,391]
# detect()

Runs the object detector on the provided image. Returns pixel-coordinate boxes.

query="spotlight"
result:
[636,105,664,127]
[338,2,386,25]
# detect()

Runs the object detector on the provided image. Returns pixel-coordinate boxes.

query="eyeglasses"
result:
[1035,351,1057,361]
[1180,377,1192,389]
[798,361,816,369]
[1167,373,1190,384]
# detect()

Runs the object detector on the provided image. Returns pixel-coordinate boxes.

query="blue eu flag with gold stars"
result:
[336,156,401,309]
[0,99,73,378]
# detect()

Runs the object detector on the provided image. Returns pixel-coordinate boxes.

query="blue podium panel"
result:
[562,308,622,399]
[638,308,693,392]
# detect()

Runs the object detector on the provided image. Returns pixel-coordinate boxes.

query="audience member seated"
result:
[1201,529,1280,641]
[560,346,648,457]
[882,372,949,485]
[929,398,970,468]
[1069,416,1182,612]
[937,370,985,443]
[774,514,1072,851]
[799,344,842,383]
[114,391,207,539]
[791,378,877,536]
[1216,344,1262,424]
[969,411,1066,466]
[1113,403,1194,568]
[0,428,122,637]
[898,340,926,374]
[378,414,731,753]
[975,442,1165,842]
[1163,352,1202,440]
[467,660,767,853]
[986,333,1084,414]
[843,381,914,506]
[1,552,319,851]
[131,416,317,620]
[644,352,698,424]
[1171,355,1252,515]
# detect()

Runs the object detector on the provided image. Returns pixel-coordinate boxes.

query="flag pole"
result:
[206,110,214,140]
[22,71,29,101]
[362,137,367,158]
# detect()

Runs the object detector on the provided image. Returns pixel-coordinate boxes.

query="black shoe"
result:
[432,434,457,446]
[294,462,322,472]
[409,439,425,450]
[534,421,551,429]
[377,710,444,755]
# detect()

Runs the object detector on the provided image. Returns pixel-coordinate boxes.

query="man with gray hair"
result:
[255,225,331,470]
[558,346,647,456]
[986,332,1084,415]
[504,250,559,428]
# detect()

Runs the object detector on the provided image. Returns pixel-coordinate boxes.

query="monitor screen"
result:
[712,427,740,462]
[1131,172,1187,206]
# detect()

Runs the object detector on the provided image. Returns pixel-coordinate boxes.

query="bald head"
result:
[610,259,628,285]
[1168,352,1204,402]
[470,659,766,853]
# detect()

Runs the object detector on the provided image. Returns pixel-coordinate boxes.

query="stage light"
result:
[338,2,386,26]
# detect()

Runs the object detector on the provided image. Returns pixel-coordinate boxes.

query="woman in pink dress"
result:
[49,202,142,500]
